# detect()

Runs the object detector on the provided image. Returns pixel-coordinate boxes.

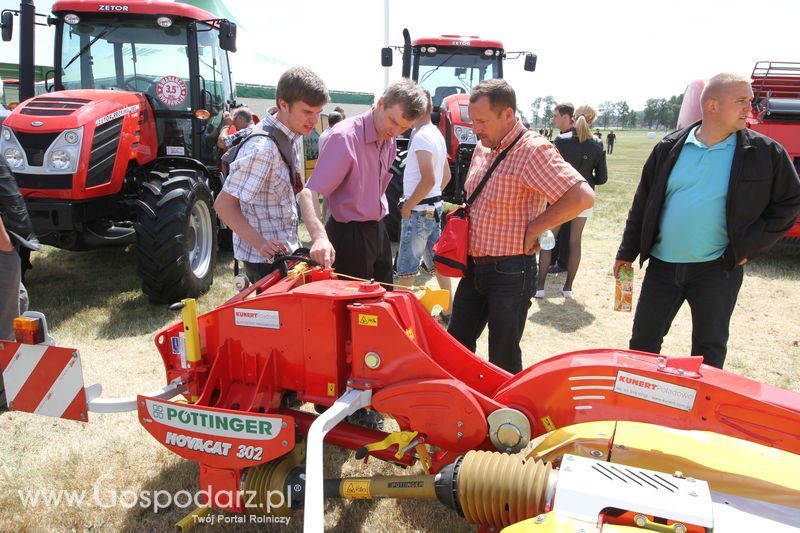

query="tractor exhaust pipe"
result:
[19,0,35,102]
[401,28,411,79]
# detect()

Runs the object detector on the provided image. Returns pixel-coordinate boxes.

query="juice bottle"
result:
[614,265,633,312]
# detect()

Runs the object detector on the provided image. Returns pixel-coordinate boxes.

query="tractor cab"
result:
[52,4,236,167]
[381,31,535,228]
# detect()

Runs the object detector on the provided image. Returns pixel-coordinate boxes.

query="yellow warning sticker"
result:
[358,314,378,327]
[541,416,556,432]
[341,479,371,499]
[327,382,336,397]
[405,328,415,340]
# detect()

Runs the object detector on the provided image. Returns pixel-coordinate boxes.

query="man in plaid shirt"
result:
[447,80,595,374]
[214,67,334,281]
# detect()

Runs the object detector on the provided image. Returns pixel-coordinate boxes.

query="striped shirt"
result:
[222,114,303,263]
[466,120,583,257]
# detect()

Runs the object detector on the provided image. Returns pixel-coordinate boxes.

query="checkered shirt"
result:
[222,114,303,263]
[465,120,584,257]
[222,125,254,149]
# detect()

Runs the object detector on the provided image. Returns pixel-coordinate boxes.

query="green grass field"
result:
[0,129,798,532]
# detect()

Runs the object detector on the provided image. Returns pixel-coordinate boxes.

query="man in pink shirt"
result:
[306,79,428,285]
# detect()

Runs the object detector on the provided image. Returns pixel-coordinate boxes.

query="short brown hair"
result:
[470,79,516,114]
[555,102,574,117]
[382,79,428,121]
[276,66,329,107]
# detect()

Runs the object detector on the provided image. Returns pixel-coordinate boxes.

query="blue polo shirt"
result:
[651,127,736,263]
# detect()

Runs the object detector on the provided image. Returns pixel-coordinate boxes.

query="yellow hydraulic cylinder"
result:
[180,298,201,363]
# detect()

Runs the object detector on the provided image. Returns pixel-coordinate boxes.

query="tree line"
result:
[528,93,685,131]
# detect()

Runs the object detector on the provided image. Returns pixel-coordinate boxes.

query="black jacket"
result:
[617,121,800,270]
[0,158,39,251]
[553,132,608,188]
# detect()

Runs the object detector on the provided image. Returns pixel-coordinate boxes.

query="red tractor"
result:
[678,61,800,242]
[0,0,239,302]
[380,29,536,240]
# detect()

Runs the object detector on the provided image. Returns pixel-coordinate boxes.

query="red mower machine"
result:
[678,61,800,242]
[2,258,799,532]
[379,30,536,240]
[0,0,239,302]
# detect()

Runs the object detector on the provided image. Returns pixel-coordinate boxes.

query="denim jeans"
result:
[447,254,537,374]
[395,207,442,277]
[630,257,744,369]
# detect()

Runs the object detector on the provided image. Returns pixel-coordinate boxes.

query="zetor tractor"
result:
[380,30,536,240]
[0,1,238,302]
[677,61,800,242]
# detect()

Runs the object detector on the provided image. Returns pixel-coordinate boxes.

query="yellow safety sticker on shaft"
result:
[327,382,336,397]
[541,416,556,432]
[358,314,378,327]
[341,479,371,499]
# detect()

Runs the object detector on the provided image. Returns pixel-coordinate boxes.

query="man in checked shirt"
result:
[215,67,334,281]
[447,80,595,374]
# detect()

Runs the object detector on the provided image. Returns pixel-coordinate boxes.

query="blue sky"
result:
[2,0,798,111]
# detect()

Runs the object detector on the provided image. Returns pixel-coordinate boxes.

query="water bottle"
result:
[538,230,556,251]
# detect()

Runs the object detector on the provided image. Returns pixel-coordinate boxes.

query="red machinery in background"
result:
[678,61,800,241]
[0,0,240,302]
[379,30,536,241]
[2,259,799,532]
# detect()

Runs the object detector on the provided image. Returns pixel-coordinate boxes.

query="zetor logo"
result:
[452,40,471,46]
[619,374,658,390]
[98,4,129,11]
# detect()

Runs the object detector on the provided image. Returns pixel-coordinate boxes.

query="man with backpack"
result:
[214,67,334,281]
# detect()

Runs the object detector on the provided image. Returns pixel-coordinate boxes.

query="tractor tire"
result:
[135,169,218,304]
[384,146,408,243]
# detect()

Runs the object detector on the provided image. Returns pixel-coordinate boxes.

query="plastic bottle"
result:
[538,230,556,251]
[614,265,634,312]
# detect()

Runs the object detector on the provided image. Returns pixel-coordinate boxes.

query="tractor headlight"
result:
[49,149,71,170]
[1,127,11,141]
[454,125,476,144]
[4,147,24,168]
[64,130,80,144]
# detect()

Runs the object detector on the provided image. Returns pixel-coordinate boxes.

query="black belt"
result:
[417,196,442,205]
[471,254,519,265]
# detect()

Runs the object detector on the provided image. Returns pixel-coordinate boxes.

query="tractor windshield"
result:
[413,48,501,109]
[58,16,194,111]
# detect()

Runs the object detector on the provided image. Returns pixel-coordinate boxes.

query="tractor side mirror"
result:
[1,11,13,42]
[218,19,237,52]
[524,53,537,72]
[381,47,393,67]
[44,70,54,92]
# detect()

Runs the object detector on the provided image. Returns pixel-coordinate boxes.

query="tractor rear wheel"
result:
[135,170,218,304]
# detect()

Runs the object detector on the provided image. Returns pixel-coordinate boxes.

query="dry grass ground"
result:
[1,130,798,532]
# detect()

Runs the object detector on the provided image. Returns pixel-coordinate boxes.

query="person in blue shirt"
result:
[615,73,800,369]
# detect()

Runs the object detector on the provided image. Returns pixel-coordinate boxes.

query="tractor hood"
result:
[4,90,147,135]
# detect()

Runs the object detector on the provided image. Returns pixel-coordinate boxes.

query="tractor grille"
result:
[14,131,60,167]
[14,172,72,190]
[86,116,123,187]
[20,96,90,117]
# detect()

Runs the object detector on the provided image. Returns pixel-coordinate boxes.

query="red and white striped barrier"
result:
[0,342,88,421]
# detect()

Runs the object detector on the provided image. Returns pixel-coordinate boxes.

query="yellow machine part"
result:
[524,420,616,463]
[525,421,800,509]
[610,421,800,508]
[502,513,641,532]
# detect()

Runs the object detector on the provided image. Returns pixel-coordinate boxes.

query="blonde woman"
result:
[536,104,608,298]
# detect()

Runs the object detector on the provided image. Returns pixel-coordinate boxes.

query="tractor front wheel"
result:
[135,170,218,304]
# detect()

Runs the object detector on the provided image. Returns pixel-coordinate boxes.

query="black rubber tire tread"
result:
[134,169,218,304]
